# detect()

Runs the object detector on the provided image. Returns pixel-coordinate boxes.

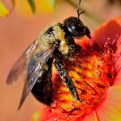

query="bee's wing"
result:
[6,40,39,85]
[17,45,56,110]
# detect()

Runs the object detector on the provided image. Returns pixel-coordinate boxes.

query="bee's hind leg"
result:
[53,60,82,102]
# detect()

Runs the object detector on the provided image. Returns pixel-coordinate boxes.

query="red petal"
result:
[91,16,121,86]
[93,17,121,51]
[96,86,121,121]
[112,36,121,85]
[82,111,99,121]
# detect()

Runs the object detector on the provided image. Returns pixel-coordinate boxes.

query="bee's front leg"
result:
[66,36,81,58]
[53,60,82,102]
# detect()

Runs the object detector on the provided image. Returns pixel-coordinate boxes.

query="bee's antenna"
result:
[77,0,85,20]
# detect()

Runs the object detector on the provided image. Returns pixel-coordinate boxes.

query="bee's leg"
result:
[66,36,81,57]
[53,60,82,102]
[53,49,64,60]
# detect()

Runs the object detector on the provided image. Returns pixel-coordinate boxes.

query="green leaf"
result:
[27,0,35,13]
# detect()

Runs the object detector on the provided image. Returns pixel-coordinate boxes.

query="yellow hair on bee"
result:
[37,23,69,55]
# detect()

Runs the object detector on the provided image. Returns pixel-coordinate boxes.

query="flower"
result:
[30,16,121,121]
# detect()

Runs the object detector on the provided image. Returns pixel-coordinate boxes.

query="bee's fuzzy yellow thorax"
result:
[38,23,69,55]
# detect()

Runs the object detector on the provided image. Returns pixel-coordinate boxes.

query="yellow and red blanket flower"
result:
[31,16,121,121]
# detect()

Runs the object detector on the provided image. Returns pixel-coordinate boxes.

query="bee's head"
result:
[63,0,91,39]
[64,16,91,39]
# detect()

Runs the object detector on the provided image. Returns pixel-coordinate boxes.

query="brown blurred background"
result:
[0,0,121,121]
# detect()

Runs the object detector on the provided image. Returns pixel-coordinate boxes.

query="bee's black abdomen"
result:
[31,69,52,105]
[28,56,53,105]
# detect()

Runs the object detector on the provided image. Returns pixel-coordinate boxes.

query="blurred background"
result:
[0,0,121,121]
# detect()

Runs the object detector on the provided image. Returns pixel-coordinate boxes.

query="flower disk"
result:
[49,39,114,121]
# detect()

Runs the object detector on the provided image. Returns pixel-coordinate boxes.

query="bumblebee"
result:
[6,0,91,110]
